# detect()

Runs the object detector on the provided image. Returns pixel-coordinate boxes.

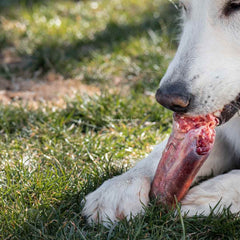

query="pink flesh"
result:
[150,113,219,206]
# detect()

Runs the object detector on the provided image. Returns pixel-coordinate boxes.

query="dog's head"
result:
[156,0,240,123]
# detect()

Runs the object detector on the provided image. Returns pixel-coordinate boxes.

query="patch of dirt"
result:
[0,72,100,108]
[0,47,146,108]
[0,46,101,108]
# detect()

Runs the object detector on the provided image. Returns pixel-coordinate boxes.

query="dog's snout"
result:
[155,84,191,113]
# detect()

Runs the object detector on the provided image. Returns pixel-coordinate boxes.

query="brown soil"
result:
[0,72,100,107]
[0,47,100,107]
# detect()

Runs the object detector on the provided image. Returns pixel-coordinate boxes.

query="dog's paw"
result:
[181,170,240,216]
[82,174,151,226]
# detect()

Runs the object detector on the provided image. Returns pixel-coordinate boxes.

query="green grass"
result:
[1,0,240,239]
[0,93,172,239]
[0,0,178,91]
[0,94,240,239]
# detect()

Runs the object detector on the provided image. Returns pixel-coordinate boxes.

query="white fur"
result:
[82,0,240,226]
[181,170,240,216]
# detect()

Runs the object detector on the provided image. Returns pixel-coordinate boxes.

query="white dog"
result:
[82,0,240,226]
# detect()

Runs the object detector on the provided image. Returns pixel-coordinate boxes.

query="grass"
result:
[0,93,172,239]
[0,0,178,91]
[1,0,240,239]
[1,94,240,239]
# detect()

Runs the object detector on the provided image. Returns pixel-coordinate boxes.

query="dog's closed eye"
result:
[223,0,240,17]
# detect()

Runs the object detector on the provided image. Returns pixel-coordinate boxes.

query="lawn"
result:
[0,0,240,239]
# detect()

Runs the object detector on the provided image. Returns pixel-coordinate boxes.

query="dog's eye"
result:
[223,1,240,16]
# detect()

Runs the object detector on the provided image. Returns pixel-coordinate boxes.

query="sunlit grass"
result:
[0,93,172,239]
[1,93,240,239]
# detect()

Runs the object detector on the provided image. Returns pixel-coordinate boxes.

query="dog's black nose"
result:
[155,84,191,113]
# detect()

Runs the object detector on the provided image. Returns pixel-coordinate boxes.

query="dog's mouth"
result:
[150,95,240,206]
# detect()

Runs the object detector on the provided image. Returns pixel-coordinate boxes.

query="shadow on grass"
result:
[0,0,47,10]
[0,0,88,10]
[26,2,180,75]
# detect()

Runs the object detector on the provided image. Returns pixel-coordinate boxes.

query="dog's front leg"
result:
[82,127,236,226]
[82,138,168,226]
[181,128,239,216]
[181,170,240,216]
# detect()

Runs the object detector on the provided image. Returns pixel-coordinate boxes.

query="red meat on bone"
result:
[150,113,219,206]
